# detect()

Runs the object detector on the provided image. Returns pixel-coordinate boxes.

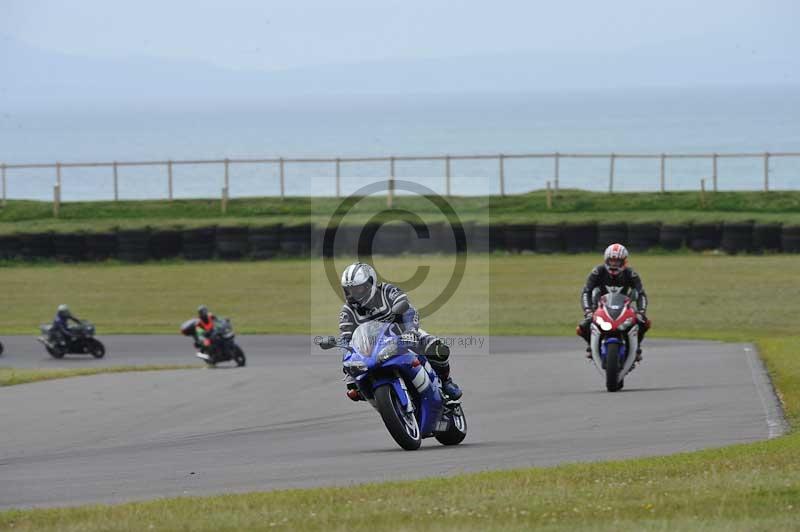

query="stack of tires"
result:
[182,227,216,260]
[216,226,250,260]
[19,233,54,260]
[117,229,150,262]
[150,229,183,260]
[249,225,281,259]
[0,234,21,260]
[54,233,86,262]
[85,232,118,260]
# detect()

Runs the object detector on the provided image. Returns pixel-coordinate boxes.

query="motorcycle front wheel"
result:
[89,339,106,359]
[375,384,421,451]
[605,342,623,392]
[233,345,246,367]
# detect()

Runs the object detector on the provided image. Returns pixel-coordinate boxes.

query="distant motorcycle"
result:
[37,321,106,359]
[588,287,640,392]
[320,320,467,451]
[181,318,246,367]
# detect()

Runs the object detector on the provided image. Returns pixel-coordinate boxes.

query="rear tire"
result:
[375,384,421,450]
[434,404,468,446]
[47,345,65,359]
[0,341,4,356]
[89,339,106,359]
[606,342,622,392]
[233,345,246,367]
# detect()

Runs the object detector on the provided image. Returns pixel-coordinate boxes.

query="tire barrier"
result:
[563,223,596,253]
[85,232,118,260]
[469,224,491,253]
[117,229,151,262]
[249,225,281,259]
[149,229,183,260]
[720,222,754,255]
[627,223,661,252]
[0,235,22,260]
[505,224,536,252]
[280,224,312,257]
[535,224,564,253]
[53,233,86,262]
[489,224,507,252]
[782,225,800,253]
[753,223,782,253]
[660,224,688,250]
[596,223,628,251]
[688,223,721,251]
[216,226,250,260]
[4,222,800,263]
[19,233,54,260]
[182,227,216,260]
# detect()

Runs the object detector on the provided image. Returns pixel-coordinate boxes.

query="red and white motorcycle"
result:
[589,287,640,392]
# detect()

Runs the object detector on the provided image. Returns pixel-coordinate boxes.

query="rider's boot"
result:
[585,345,592,359]
[426,341,462,400]
[635,347,643,363]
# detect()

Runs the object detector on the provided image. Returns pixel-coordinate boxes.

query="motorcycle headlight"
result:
[377,343,399,364]
[343,360,368,375]
[618,317,635,331]
[595,316,612,331]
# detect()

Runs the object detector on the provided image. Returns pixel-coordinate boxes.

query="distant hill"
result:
[1,32,797,110]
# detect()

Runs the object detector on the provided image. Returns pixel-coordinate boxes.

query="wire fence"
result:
[2,151,799,205]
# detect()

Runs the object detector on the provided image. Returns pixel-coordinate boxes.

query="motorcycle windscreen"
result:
[350,321,390,357]
[604,292,628,320]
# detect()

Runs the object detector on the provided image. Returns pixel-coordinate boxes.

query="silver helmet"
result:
[341,262,377,305]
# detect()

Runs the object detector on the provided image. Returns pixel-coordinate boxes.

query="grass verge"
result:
[0,254,798,530]
[0,365,198,387]
[1,190,799,233]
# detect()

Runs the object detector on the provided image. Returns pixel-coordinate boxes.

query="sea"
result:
[1,86,798,201]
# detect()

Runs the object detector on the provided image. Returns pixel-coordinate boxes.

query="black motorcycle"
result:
[181,318,246,367]
[37,321,106,359]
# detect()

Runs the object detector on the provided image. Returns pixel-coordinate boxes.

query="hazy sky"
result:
[2,0,796,71]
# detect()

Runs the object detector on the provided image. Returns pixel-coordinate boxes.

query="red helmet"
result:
[603,243,629,276]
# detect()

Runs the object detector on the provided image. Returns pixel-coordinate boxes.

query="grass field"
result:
[0,365,197,387]
[1,254,797,338]
[0,254,798,530]
[1,190,800,233]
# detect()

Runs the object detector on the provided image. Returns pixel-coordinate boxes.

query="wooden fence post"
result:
[554,152,560,192]
[546,181,553,209]
[113,162,119,201]
[388,157,395,208]
[1,163,6,207]
[279,158,285,199]
[445,155,451,197]
[659,154,666,193]
[167,160,174,201]
[335,158,341,198]
[498,154,505,197]
[764,152,770,192]
[712,153,718,192]
[608,153,616,193]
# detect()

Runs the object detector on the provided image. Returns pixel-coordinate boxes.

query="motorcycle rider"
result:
[577,243,650,361]
[52,304,81,346]
[194,305,218,359]
[337,262,462,401]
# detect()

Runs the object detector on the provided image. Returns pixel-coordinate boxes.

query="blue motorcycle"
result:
[321,320,467,451]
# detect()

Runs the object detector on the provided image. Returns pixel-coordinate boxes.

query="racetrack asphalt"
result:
[0,335,782,509]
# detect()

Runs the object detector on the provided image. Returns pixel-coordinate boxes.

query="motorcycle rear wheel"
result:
[89,339,106,359]
[47,345,66,359]
[434,404,468,446]
[375,384,421,451]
